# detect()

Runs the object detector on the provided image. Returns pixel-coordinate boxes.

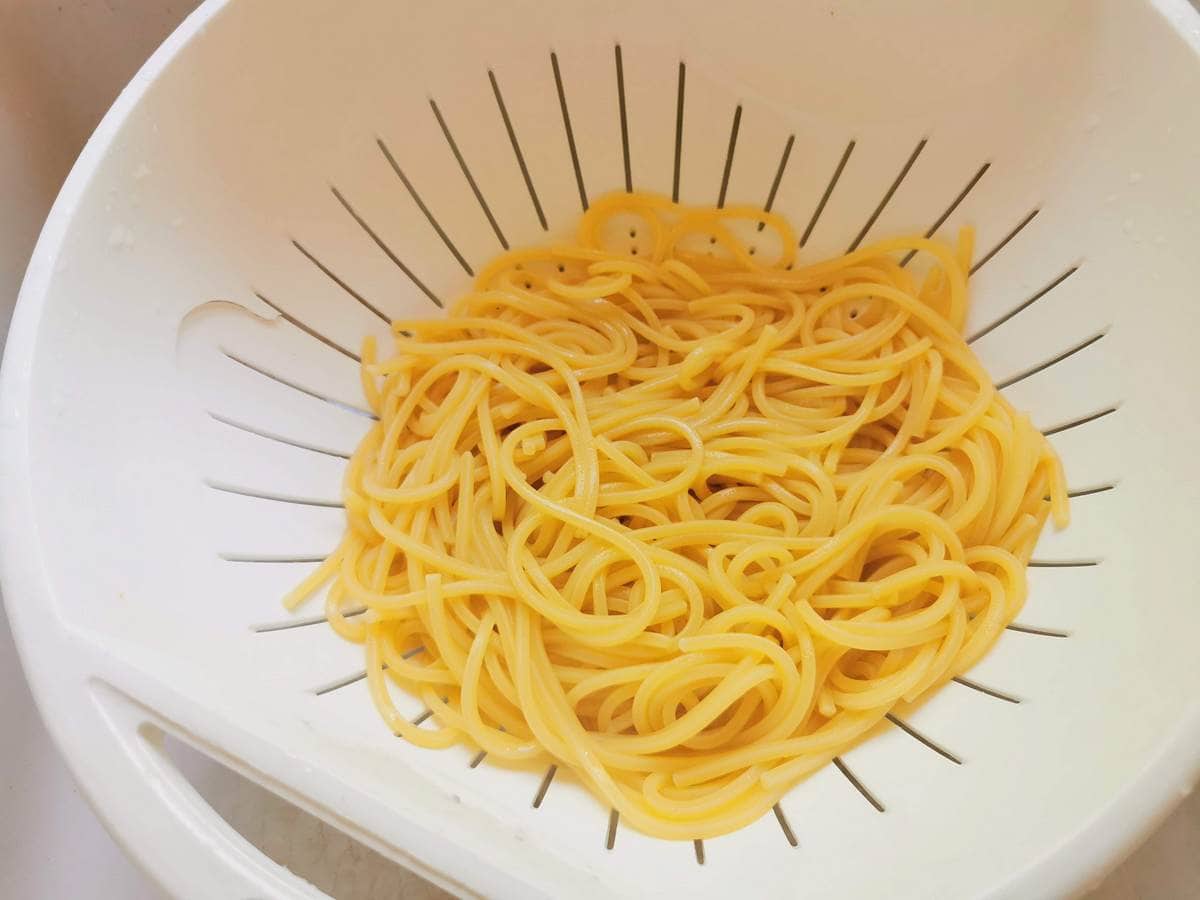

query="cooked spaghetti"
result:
[287,191,1068,840]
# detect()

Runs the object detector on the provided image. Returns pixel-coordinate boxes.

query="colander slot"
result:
[222,350,378,419]
[846,138,927,252]
[205,480,343,509]
[550,52,588,212]
[884,713,963,765]
[757,135,795,231]
[1028,559,1101,568]
[313,669,368,696]
[252,292,360,363]
[832,756,885,812]
[312,649,425,696]
[693,839,706,864]
[429,98,510,250]
[469,749,488,769]
[488,69,549,231]
[800,140,855,248]
[967,266,1079,344]
[412,708,435,726]
[290,239,392,324]
[376,137,475,276]
[772,803,799,847]
[1006,623,1071,638]
[951,676,1021,705]
[220,553,329,563]
[995,330,1107,391]
[606,809,620,849]
[208,411,352,460]
[672,62,685,202]
[330,185,443,307]
[898,162,992,267]
[532,764,557,808]
[717,105,743,209]
[969,208,1039,275]
[252,607,366,634]
[1042,405,1119,437]
[615,45,633,192]
[1067,484,1116,499]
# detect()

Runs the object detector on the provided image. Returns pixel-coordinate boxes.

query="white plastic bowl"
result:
[4,1,1200,897]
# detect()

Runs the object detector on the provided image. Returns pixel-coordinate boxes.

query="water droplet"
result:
[134,163,151,180]
[1083,114,1101,132]
[1128,171,1143,185]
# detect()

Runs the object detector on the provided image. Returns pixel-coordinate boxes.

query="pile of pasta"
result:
[288,192,1068,840]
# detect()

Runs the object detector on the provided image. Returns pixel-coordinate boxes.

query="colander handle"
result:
[82,683,330,900]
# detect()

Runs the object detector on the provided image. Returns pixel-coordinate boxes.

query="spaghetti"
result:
[287,191,1068,840]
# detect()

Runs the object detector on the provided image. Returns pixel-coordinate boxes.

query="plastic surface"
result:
[3,1,1200,897]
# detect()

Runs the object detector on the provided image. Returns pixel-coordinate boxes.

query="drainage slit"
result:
[488,69,548,230]
[313,670,367,696]
[758,135,795,231]
[253,607,366,634]
[717,105,742,208]
[615,45,632,192]
[885,713,963,765]
[996,330,1107,390]
[952,676,1021,704]
[252,291,359,363]
[312,649,423,696]
[773,803,799,846]
[1042,406,1118,437]
[205,480,343,509]
[376,137,475,275]
[551,52,588,211]
[532,765,558,809]
[672,62,686,202]
[847,138,927,253]
[429,99,509,250]
[221,349,377,419]
[900,161,991,266]
[220,553,330,564]
[208,412,351,460]
[291,239,391,323]
[967,266,1079,344]
[970,208,1039,275]
[801,140,855,248]
[1006,622,1071,638]
[832,756,884,812]
[1069,484,1116,499]
[330,185,442,307]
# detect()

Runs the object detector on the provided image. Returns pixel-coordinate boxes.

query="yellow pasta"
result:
[287,191,1068,840]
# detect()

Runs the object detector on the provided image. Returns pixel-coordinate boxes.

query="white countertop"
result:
[0,2,1197,897]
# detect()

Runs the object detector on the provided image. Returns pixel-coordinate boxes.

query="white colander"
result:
[4,1,1200,897]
